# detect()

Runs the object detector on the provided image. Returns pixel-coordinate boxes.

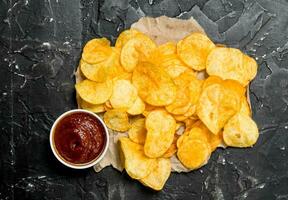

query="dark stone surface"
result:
[1,0,288,199]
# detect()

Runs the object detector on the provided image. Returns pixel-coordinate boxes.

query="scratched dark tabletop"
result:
[1,0,288,199]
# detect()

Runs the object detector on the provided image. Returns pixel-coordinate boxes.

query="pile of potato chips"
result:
[75,29,259,190]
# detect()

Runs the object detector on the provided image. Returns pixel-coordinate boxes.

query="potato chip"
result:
[223,113,259,147]
[104,48,127,80]
[239,96,251,116]
[82,47,127,82]
[177,139,210,170]
[119,137,157,179]
[83,38,110,53]
[165,70,199,115]
[79,98,105,113]
[192,121,223,152]
[162,134,179,158]
[221,79,246,97]
[80,59,107,82]
[115,29,144,48]
[177,127,209,148]
[121,35,156,72]
[197,81,241,134]
[132,62,176,106]
[149,42,190,79]
[75,80,112,104]
[82,38,112,64]
[183,105,196,117]
[165,87,191,115]
[110,80,138,109]
[144,110,176,158]
[206,47,258,86]
[127,97,146,115]
[104,109,130,132]
[139,158,171,191]
[187,77,203,105]
[128,118,146,144]
[177,33,215,71]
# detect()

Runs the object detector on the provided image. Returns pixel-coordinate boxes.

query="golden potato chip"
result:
[75,80,112,105]
[104,109,130,132]
[110,80,138,109]
[223,113,259,147]
[177,33,215,71]
[83,38,110,53]
[82,38,112,64]
[139,158,171,191]
[115,29,144,48]
[165,87,191,115]
[144,110,176,158]
[221,79,246,97]
[132,62,176,106]
[79,98,105,113]
[187,77,203,105]
[171,71,201,116]
[197,81,241,134]
[183,105,196,117]
[128,118,146,144]
[149,42,190,79]
[206,47,258,86]
[80,59,107,82]
[178,127,209,148]
[240,96,251,116]
[165,70,200,115]
[177,139,210,170]
[192,121,223,152]
[82,47,127,82]
[127,97,146,115]
[104,48,126,80]
[119,137,157,179]
[121,35,156,72]
[162,134,179,158]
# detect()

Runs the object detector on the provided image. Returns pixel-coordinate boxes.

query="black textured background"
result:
[1,0,288,199]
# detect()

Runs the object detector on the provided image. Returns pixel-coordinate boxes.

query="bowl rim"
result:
[49,109,109,169]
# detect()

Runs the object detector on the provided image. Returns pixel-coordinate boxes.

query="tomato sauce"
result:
[54,112,106,164]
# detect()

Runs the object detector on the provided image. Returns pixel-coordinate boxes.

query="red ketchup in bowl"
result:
[53,112,106,164]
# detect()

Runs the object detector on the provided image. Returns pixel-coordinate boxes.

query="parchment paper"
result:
[75,16,251,173]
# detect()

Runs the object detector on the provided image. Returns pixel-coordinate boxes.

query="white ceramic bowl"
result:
[50,109,109,169]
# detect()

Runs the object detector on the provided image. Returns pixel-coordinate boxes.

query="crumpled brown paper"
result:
[75,16,251,173]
